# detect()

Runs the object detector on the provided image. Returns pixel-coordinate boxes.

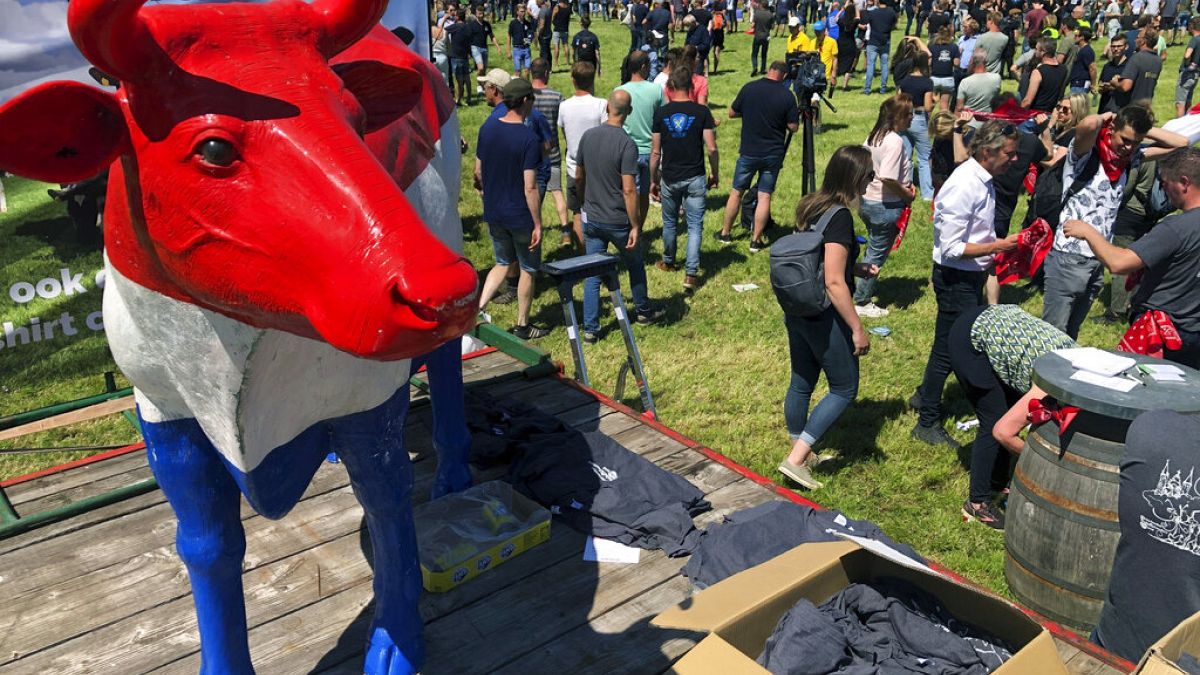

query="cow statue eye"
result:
[195,138,238,168]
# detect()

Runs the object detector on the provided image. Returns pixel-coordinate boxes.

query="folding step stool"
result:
[542,253,657,419]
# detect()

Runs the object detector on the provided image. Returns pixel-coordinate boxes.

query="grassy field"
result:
[0,20,1184,595]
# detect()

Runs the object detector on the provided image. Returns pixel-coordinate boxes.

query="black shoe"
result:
[962,499,1005,530]
[1094,313,1122,325]
[911,423,961,449]
[750,69,759,76]
[748,237,768,253]
[582,330,599,344]
[635,307,667,325]
[907,389,922,411]
[716,231,734,245]
[491,286,517,305]
[510,323,551,339]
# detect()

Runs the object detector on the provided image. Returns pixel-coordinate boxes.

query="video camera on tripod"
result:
[785,51,829,104]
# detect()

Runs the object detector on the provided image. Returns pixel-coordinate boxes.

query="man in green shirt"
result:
[616,50,666,231]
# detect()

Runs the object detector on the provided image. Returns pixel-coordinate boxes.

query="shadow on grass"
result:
[873,275,926,310]
[817,397,907,469]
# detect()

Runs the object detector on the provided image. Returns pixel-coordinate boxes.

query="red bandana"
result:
[993,218,1053,285]
[890,206,913,252]
[1119,310,1183,359]
[1027,397,1080,435]
[1096,125,1131,183]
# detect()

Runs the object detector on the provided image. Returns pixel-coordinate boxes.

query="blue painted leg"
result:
[141,413,254,675]
[331,392,424,675]
[423,341,472,499]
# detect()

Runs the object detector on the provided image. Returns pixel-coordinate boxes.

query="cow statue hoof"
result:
[364,628,421,675]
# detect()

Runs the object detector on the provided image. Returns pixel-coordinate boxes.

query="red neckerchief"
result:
[890,206,912,252]
[1027,397,1080,434]
[967,98,1040,124]
[1119,310,1184,359]
[1096,125,1131,183]
[993,218,1053,285]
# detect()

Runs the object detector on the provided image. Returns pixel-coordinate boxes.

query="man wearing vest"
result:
[1041,106,1186,339]
[912,121,1020,450]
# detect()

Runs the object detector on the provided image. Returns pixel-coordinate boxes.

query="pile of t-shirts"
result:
[682,501,925,589]
[508,429,710,556]
[463,390,567,466]
[757,578,1014,675]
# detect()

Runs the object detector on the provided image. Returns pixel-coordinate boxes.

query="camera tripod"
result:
[786,88,838,196]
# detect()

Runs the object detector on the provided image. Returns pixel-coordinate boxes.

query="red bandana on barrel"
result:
[1096,125,1131,183]
[1027,397,1080,434]
[1119,310,1183,359]
[993,218,1053,285]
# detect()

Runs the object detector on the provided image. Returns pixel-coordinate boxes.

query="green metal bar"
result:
[0,386,134,430]
[472,323,553,368]
[0,477,159,539]
[122,409,141,430]
[0,487,19,525]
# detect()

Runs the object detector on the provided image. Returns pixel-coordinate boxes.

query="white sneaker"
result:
[855,303,889,318]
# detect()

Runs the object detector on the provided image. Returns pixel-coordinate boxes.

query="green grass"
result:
[0,22,1185,596]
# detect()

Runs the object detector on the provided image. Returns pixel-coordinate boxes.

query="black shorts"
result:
[712,29,725,47]
[566,173,582,212]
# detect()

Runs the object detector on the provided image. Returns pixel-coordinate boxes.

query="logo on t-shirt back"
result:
[666,112,697,139]
[1140,460,1200,556]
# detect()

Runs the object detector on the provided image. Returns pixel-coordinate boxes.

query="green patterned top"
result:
[970,305,1077,392]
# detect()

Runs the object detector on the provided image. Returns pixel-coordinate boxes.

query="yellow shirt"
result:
[786,33,838,79]
[787,32,813,54]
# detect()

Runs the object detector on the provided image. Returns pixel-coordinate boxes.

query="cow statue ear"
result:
[333,60,424,135]
[0,81,127,183]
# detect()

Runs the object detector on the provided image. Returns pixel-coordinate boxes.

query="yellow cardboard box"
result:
[653,540,1068,674]
[1135,610,1200,674]
[414,480,551,593]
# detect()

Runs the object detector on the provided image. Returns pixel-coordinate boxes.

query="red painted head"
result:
[0,0,479,360]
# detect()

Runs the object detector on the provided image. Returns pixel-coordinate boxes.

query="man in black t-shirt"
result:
[751,0,774,75]
[447,17,481,105]
[508,3,536,78]
[1094,409,1200,662]
[630,0,650,51]
[650,67,720,289]
[860,1,898,94]
[717,61,800,251]
[551,0,572,67]
[1098,34,1128,113]
[1067,28,1096,94]
[1063,147,1200,367]
[572,16,602,73]
[1120,27,1163,105]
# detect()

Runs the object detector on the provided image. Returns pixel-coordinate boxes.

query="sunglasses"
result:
[1057,105,1072,113]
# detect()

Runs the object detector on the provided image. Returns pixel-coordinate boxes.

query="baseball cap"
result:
[477,68,511,89]
[813,20,826,30]
[788,16,801,27]
[502,77,535,100]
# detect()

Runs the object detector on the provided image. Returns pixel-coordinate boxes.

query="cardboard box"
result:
[653,540,1068,674]
[413,480,551,593]
[1135,610,1200,674]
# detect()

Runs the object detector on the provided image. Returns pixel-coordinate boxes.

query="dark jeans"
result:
[949,306,1021,502]
[1042,249,1104,340]
[751,37,769,72]
[1108,233,1139,318]
[582,220,651,332]
[918,265,986,427]
[784,309,860,446]
[630,26,643,51]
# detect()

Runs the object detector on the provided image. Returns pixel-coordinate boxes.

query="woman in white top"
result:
[854,93,916,318]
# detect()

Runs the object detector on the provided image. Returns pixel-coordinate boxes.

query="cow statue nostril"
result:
[390,282,444,325]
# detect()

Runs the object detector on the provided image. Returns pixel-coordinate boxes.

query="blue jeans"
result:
[863,42,890,93]
[582,220,651,332]
[784,310,860,446]
[635,154,651,196]
[660,175,706,275]
[512,47,531,71]
[906,112,934,199]
[854,199,905,305]
[731,154,785,193]
[1069,84,1089,96]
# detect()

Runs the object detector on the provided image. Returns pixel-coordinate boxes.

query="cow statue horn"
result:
[311,0,391,58]
[67,0,162,84]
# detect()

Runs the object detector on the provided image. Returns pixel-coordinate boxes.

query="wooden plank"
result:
[0,397,137,442]
[5,450,147,506]
[14,464,155,516]
[1065,648,1126,675]
[489,576,703,675]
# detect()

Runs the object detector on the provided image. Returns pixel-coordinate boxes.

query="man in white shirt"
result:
[558,61,609,246]
[912,120,1020,449]
[1042,105,1186,339]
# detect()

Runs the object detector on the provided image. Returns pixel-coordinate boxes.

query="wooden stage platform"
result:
[0,349,1129,674]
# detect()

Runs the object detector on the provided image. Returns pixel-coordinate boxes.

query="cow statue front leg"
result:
[423,340,473,499]
[330,390,424,675]
[141,414,254,675]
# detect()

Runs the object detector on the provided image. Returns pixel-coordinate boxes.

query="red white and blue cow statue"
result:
[0,0,479,672]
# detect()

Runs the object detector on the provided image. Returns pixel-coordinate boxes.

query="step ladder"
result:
[542,253,656,419]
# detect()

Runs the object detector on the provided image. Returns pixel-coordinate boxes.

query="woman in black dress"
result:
[836,3,859,90]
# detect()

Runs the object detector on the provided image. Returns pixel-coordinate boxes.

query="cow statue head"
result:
[0,0,479,360]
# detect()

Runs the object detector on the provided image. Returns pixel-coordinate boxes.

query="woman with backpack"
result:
[776,146,880,490]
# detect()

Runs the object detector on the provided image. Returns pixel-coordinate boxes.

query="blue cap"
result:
[813,20,826,30]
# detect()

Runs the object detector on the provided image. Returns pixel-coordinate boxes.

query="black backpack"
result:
[769,206,846,318]
[1025,142,1102,230]
[574,34,599,62]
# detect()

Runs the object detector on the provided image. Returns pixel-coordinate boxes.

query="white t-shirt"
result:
[558,94,610,177]
[528,0,542,19]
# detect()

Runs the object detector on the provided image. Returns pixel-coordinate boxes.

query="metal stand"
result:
[542,253,657,419]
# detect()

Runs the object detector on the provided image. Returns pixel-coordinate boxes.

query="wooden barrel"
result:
[1004,352,1200,634]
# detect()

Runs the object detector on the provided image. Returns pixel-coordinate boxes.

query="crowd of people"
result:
[433,0,1200,647]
